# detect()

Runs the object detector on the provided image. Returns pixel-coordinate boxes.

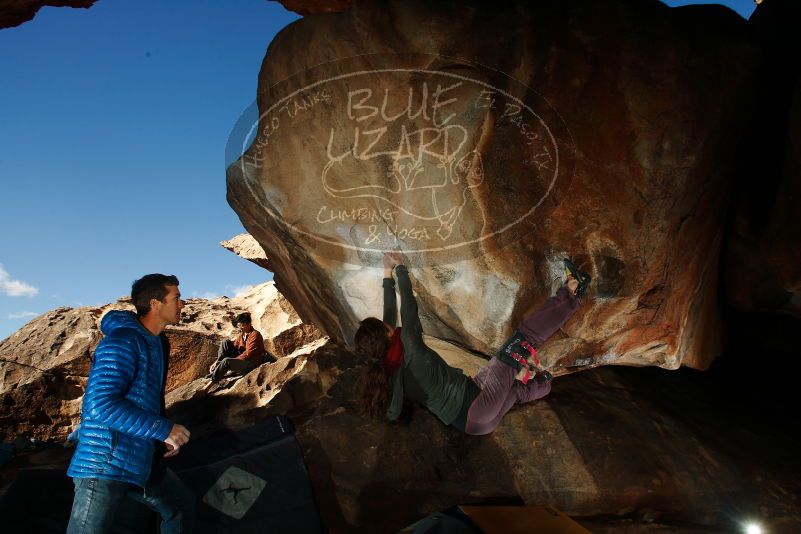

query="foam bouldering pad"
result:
[169,416,323,533]
[460,505,591,534]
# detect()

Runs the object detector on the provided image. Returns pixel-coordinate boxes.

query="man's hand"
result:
[163,442,179,458]
[163,423,190,458]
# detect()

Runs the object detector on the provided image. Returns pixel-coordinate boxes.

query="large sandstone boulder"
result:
[227,0,760,371]
[0,282,324,442]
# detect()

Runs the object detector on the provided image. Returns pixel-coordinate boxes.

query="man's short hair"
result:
[233,312,252,326]
[131,274,179,317]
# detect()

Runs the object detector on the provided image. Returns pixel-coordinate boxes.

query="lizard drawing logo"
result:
[322,126,484,240]
[220,483,251,504]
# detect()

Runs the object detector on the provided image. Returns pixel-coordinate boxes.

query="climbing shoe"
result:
[534,370,553,384]
[564,258,592,297]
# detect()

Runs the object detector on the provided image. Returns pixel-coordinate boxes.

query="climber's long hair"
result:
[354,317,392,418]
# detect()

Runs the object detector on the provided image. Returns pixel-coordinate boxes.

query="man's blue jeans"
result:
[66,468,195,533]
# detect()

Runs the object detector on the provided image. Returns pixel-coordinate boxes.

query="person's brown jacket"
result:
[233,330,266,362]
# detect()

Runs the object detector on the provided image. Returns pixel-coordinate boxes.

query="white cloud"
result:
[191,285,255,301]
[0,264,39,297]
[8,311,37,320]
[224,284,255,298]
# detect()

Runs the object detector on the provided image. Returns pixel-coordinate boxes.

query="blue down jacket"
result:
[67,310,173,487]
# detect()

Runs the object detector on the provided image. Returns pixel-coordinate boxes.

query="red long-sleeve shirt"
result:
[233,330,266,362]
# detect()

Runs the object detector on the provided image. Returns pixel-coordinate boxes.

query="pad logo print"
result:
[202,466,267,519]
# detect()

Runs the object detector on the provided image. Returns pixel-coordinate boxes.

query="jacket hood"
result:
[100,309,153,337]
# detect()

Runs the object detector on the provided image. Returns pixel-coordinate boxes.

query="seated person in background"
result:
[209,312,272,381]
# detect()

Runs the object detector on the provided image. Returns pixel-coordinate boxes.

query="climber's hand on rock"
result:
[383,251,404,270]
[567,277,579,295]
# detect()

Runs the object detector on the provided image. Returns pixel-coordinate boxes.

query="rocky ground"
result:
[2,299,799,532]
[0,278,324,444]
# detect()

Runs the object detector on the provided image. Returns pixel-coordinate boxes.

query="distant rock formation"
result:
[221,233,274,272]
[228,0,762,371]
[0,281,324,442]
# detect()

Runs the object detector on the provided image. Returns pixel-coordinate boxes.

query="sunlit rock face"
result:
[221,233,275,272]
[228,0,759,370]
[0,282,323,442]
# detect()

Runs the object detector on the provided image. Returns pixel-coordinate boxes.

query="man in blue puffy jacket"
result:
[67,274,195,533]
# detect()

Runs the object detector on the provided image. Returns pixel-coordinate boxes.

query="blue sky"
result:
[0,0,299,339]
[0,0,756,340]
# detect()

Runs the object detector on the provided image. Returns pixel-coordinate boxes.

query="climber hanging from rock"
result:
[355,252,591,435]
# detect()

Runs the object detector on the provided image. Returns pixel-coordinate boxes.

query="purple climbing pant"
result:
[464,286,580,435]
